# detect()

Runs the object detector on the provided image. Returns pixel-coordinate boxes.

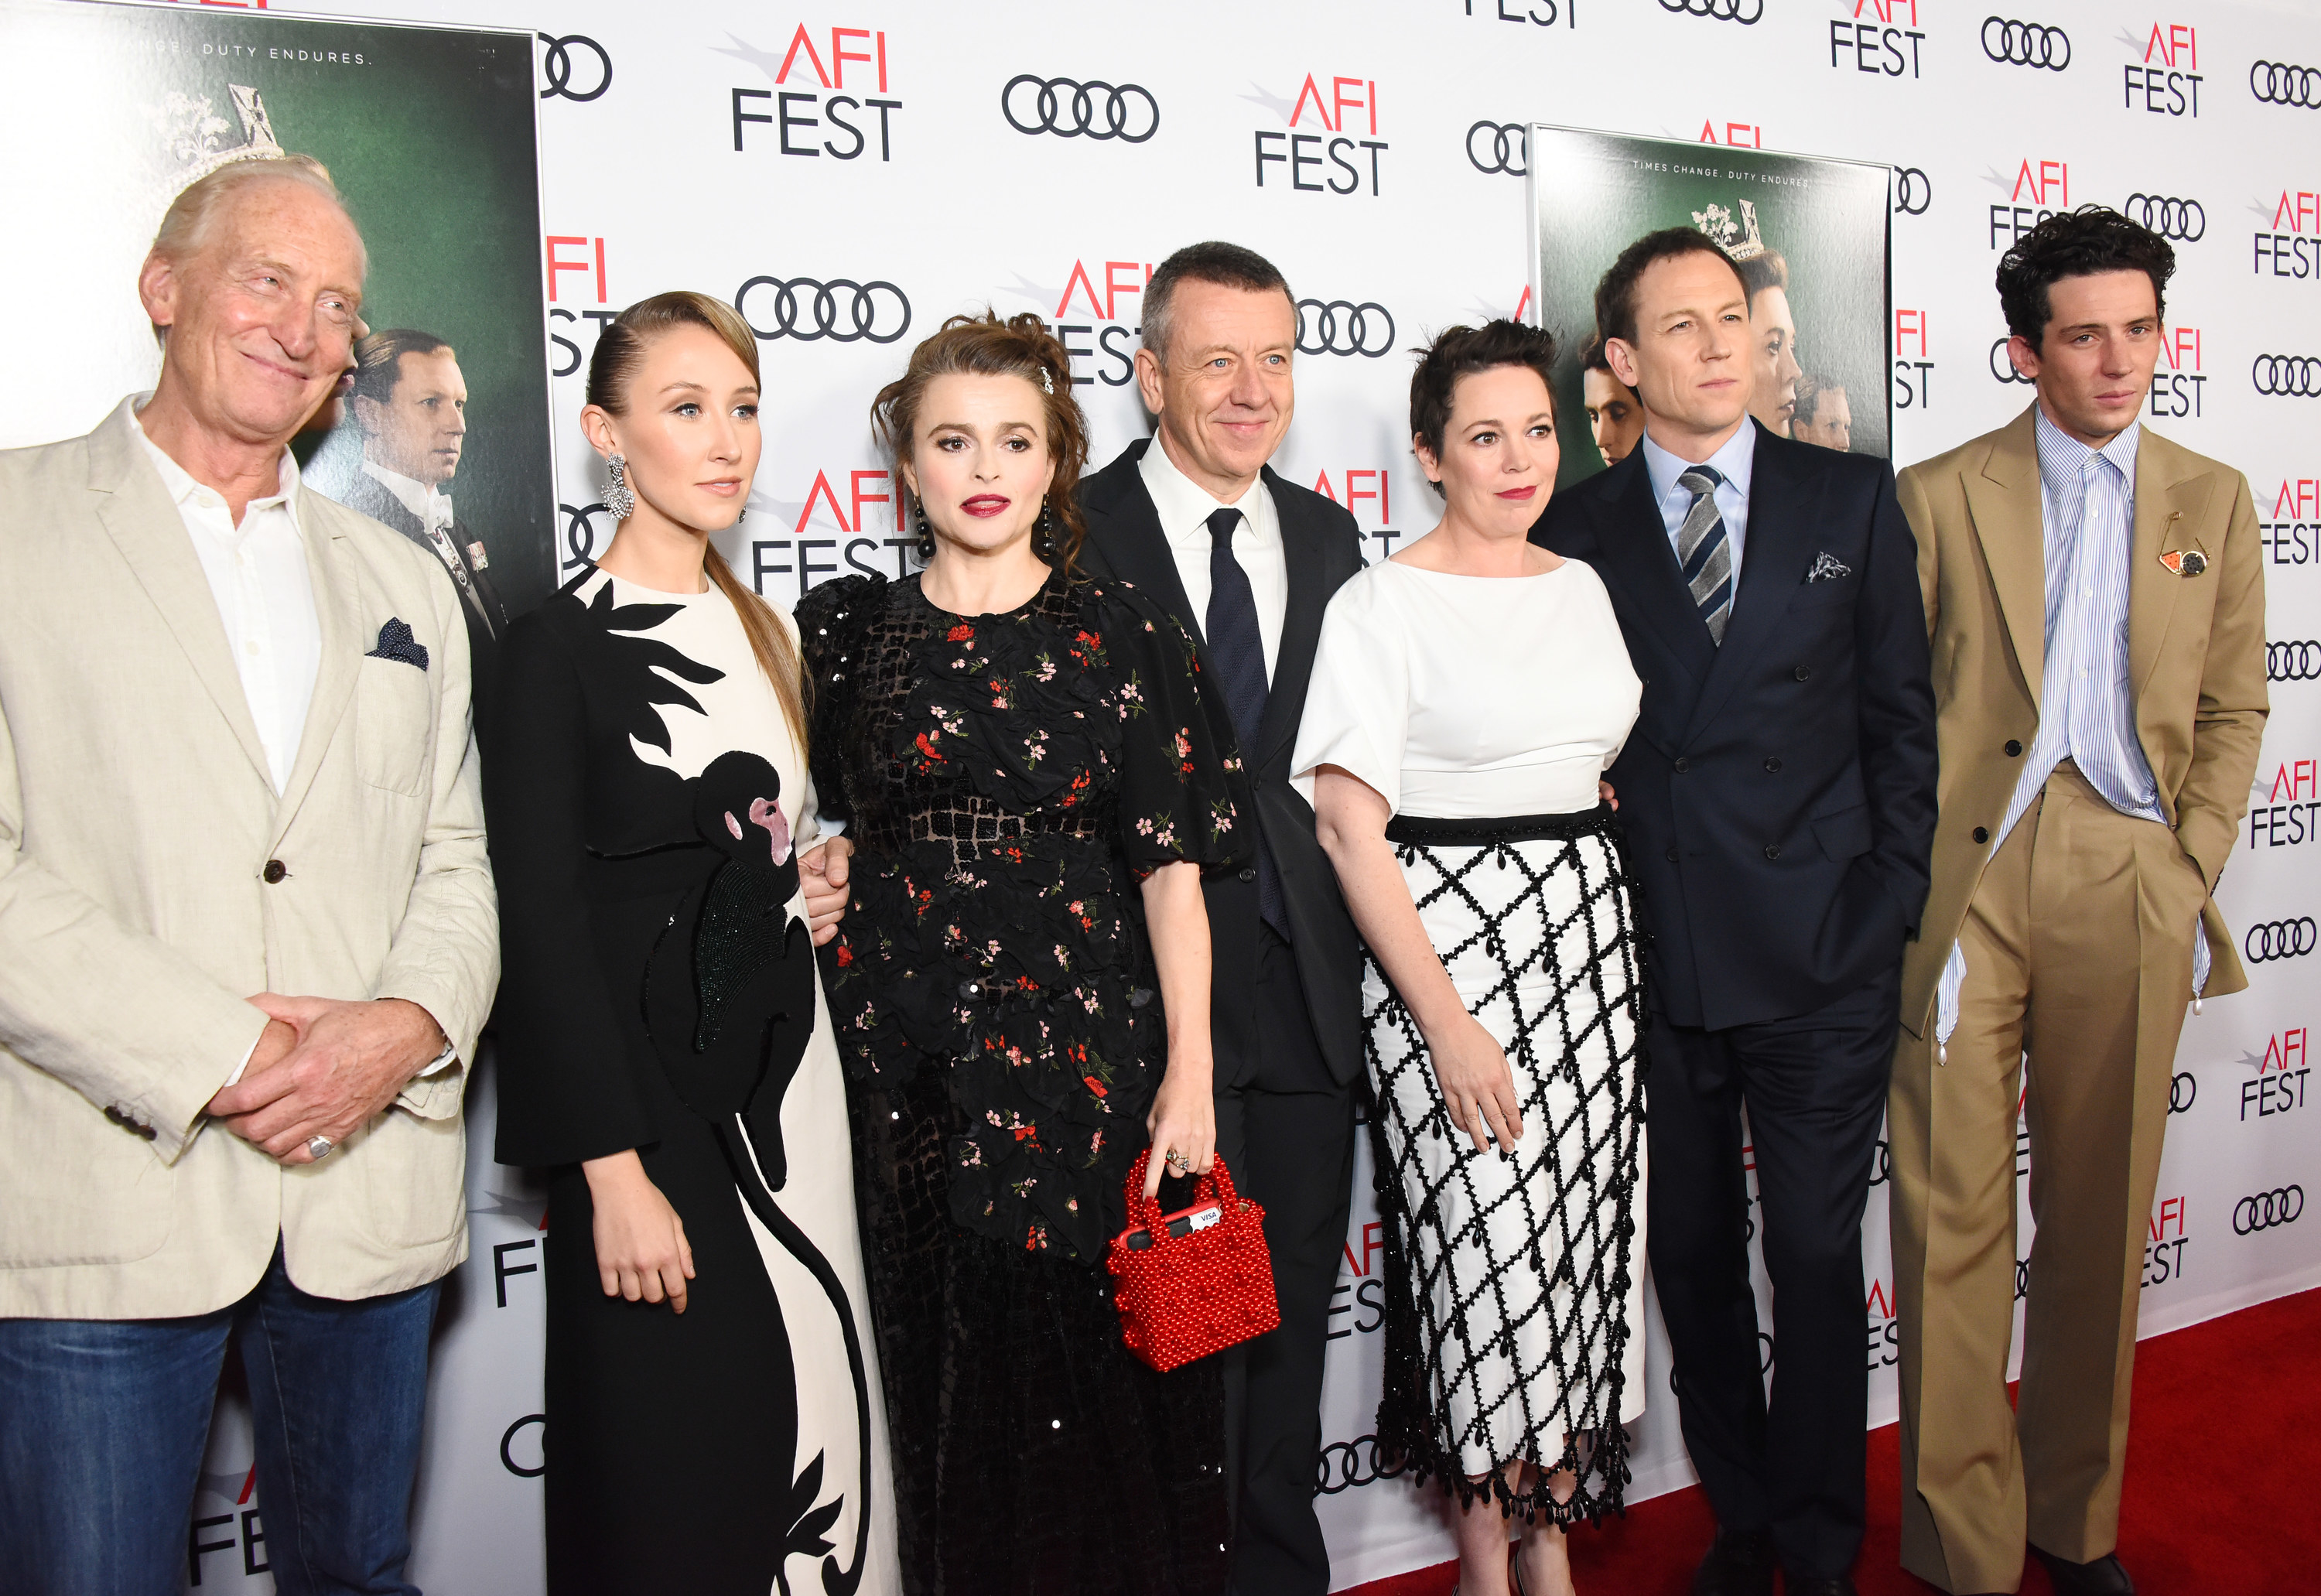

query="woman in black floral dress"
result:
[798,313,1249,1596]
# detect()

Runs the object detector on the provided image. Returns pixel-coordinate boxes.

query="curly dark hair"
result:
[1593,227,1752,349]
[1408,319,1558,499]
[870,310,1090,572]
[1996,205,2175,346]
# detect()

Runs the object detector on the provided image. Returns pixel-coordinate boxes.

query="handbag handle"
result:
[1120,1150,1240,1253]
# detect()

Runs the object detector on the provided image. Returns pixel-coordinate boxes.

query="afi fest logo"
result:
[2253,186,2320,280]
[1866,1279,1899,1372]
[1313,466,1404,562]
[1895,308,1934,411]
[1331,1219,1390,1344]
[1982,16,2070,71]
[1250,74,1389,197]
[2248,755,2321,848]
[1988,157,2068,249]
[2241,1027,2311,1123]
[1461,0,1578,33]
[749,468,913,600]
[727,22,901,162]
[2145,1196,2187,1286]
[545,233,611,378]
[1698,119,1763,148]
[1024,256,1152,387]
[1831,1,1925,81]
[2120,22,2200,116]
[537,32,611,102]
[2263,476,2321,571]
[2149,326,2204,418]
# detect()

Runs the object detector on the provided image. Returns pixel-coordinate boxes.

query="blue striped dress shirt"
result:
[1936,408,2207,1047]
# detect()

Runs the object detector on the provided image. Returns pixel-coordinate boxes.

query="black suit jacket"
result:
[1077,439,1366,1088]
[339,472,510,704]
[1535,428,1937,1031]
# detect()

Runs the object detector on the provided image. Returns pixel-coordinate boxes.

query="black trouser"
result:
[1212,922,1358,1596]
[1647,962,1900,1583]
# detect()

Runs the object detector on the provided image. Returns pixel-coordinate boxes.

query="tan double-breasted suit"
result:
[1889,405,2266,1592]
[0,398,500,1321]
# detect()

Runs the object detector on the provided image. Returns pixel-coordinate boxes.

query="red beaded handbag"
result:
[1106,1150,1280,1372]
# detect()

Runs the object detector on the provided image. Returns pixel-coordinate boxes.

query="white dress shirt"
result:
[361,456,456,540]
[1139,438,1288,682]
[1639,416,1758,588]
[135,411,320,795]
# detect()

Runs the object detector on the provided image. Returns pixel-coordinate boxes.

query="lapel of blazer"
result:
[85,401,274,789]
[1590,449,1715,703]
[272,490,364,845]
[1085,441,1205,635]
[1961,406,2046,712]
[2128,429,2215,700]
[1683,427,1819,742]
[1253,464,1328,770]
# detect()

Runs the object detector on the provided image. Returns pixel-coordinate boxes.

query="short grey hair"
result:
[1140,241,1294,365]
[148,155,366,342]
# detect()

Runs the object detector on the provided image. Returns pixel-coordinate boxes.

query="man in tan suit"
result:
[1889,209,2266,1596]
[0,155,497,1594]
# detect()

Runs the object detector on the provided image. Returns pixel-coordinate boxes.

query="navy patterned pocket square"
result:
[1806,552,1853,583]
[364,619,429,671]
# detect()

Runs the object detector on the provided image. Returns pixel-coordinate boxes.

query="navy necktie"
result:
[1205,507,1284,933]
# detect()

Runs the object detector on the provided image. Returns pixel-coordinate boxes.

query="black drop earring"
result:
[913,499,935,561]
[1032,497,1058,561]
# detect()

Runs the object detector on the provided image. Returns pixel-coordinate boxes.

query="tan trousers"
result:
[1889,764,2207,1594]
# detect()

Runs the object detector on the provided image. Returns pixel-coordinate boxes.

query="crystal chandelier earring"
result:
[604,453,635,521]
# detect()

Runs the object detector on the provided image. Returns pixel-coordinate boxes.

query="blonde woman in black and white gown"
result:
[1298,322,1646,1596]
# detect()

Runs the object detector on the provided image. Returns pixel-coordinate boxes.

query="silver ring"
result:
[1164,1150,1191,1170]
[306,1136,334,1161]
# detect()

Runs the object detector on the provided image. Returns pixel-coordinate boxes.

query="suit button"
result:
[1973,826,1991,844]
[1764,845,1782,860]
[1793,665,1813,682]
[1763,757,1783,773]
[262,860,287,884]
[1238,866,1256,883]
[1673,757,1691,774]
[1664,846,1680,863]
[2005,740,2023,757]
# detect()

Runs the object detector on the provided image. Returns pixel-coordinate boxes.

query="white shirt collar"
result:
[1639,414,1758,508]
[1138,436,1276,551]
[361,455,450,525]
[131,396,303,535]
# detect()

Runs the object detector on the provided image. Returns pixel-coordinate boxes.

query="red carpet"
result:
[1344,1287,2319,1596]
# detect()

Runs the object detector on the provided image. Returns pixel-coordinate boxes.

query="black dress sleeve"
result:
[484,610,659,1167]
[1095,584,1255,878]
[795,573,882,829]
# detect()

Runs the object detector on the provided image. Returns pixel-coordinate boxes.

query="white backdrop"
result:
[8,0,2321,1590]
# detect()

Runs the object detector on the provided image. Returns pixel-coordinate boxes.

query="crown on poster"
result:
[1690,199,1766,261]
[152,84,285,188]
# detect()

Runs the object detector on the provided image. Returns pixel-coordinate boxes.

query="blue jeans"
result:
[0,1241,440,1596]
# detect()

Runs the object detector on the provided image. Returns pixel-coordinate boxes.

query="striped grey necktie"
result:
[1676,465,1733,644]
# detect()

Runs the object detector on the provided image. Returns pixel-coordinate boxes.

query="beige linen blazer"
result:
[0,398,499,1317]
[1895,404,2268,1037]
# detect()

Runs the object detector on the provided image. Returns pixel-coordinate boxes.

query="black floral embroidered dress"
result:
[800,567,1248,1595]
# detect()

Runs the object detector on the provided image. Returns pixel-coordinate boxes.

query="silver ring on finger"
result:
[306,1135,333,1161]
[1164,1149,1191,1171]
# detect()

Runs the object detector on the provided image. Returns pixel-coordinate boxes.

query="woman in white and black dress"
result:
[1297,321,1646,1596]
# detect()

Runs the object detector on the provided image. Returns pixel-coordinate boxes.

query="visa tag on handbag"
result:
[1187,1205,1222,1232]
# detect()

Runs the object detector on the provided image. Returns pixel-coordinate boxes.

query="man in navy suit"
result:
[1535,229,1937,1596]
[1076,241,1366,1596]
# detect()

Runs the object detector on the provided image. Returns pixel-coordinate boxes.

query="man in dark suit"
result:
[1076,241,1365,1596]
[1534,230,1937,1596]
[342,327,510,704]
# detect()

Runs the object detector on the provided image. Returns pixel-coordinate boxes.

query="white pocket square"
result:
[1807,552,1852,583]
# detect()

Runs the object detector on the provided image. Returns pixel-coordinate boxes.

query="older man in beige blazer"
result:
[1889,210,2265,1596]
[0,155,497,1595]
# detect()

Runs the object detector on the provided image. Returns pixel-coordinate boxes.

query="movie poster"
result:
[1526,125,1892,489]
[0,0,556,617]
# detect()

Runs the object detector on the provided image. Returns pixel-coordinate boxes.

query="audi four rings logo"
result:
[735,277,911,344]
[2169,1071,2197,1115]
[1660,0,1762,21]
[560,503,610,571]
[1314,1435,1412,1495]
[538,34,611,102]
[2124,194,2205,241]
[2244,918,2318,963]
[2269,641,2321,682]
[1988,338,2036,384]
[1468,121,1527,176]
[2253,355,2321,397]
[2250,60,2321,108]
[1982,18,2070,70]
[2234,1185,2304,1235]
[1297,299,1395,357]
[1000,76,1159,142]
[1894,168,1933,216]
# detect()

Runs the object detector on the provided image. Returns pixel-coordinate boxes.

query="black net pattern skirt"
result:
[848,1068,1231,1596]
[1368,805,1648,1525]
